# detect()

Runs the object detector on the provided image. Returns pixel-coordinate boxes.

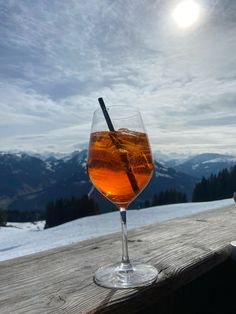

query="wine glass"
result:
[87,102,158,289]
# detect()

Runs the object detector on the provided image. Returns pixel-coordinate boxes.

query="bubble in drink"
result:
[87,130,154,207]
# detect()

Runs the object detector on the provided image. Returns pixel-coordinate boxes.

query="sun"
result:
[172,1,200,28]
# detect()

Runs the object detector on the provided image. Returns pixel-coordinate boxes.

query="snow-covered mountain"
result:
[0,150,197,212]
[154,150,192,163]
[0,150,69,161]
[1,150,234,213]
[0,150,89,211]
[165,153,236,178]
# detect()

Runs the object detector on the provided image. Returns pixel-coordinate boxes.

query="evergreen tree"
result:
[192,165,236,202]
[0,208,7,226]
[45,195,99,229]
[151,188,187,207]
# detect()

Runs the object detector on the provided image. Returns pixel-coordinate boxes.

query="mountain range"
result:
[165,153,236,178]
[0,151,235,213]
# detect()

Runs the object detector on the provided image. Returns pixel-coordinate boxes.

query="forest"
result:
[44,195,99,228]
[192,166,236,202]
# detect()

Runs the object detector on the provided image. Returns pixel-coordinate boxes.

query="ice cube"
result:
[117,128,138,136]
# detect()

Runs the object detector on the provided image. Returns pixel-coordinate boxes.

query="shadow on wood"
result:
[132,258,236,314]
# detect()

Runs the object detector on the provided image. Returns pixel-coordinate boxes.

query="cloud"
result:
[0,0,236,155]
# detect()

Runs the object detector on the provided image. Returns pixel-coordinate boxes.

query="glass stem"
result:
[119,207,133,271]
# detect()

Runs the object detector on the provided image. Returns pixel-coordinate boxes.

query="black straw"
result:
[97,97,139,194]
[98,97,115,132]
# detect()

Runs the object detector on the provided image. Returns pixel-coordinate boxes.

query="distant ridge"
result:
[0,150,197,212]
[165,153,236,178]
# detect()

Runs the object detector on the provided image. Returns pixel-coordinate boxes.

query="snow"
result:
[157,173,173,179]
[45,161,55,172]
[6,221,45,231]
[202,157,236,164]
[0,198,234,262]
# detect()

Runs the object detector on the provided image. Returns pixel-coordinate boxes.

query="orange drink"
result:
[87,129,154,207]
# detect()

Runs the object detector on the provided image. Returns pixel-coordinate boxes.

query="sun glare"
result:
[173,1,200,28]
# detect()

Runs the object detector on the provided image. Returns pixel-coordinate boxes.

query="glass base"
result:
[94,262,158,289]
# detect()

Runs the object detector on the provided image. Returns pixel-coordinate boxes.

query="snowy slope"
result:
[0,198,234,262]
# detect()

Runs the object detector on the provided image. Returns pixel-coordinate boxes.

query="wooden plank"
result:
[0,204,236,314]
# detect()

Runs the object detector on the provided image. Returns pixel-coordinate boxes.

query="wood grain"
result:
[0,204,236,314]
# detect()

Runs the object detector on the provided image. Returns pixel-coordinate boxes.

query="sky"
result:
[0,0,236,155]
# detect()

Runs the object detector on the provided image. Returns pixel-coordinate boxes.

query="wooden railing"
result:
[0,204,236,314]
